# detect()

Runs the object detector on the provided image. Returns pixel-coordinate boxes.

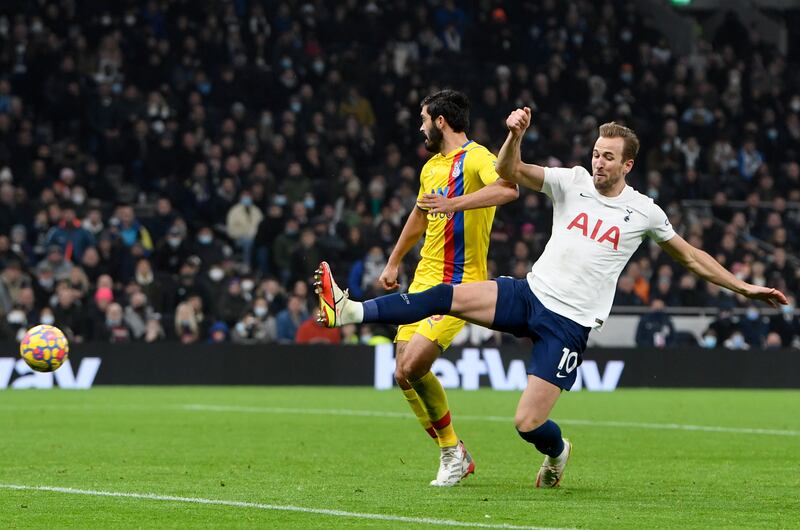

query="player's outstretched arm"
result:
[416,178,518,214]
[496,107,545,192]
[659,234,788,307]
[378,206,428,290]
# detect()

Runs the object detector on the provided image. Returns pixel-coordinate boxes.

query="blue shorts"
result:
[491,277,591,391]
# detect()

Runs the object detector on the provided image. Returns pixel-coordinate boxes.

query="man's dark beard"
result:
[424,126,444,153]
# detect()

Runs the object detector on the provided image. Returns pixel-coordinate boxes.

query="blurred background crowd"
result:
[0,0,798,349]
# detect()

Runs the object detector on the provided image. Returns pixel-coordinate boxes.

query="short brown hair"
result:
[421,90,470,132]
[599,122,640,161]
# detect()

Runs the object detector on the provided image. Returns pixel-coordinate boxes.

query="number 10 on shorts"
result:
[558,347,579,374]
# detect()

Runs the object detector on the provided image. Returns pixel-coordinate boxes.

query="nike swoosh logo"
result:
[579,193,592,198]
[555,372,568,379]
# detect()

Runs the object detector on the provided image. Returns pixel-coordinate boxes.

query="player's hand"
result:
[506,107,531,137]
[378,263,400,291]
[741,285,788,308]
[418,193,453,214]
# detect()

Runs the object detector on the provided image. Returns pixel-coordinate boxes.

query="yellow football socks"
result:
[402,387,439,443]
[409,371,458,447]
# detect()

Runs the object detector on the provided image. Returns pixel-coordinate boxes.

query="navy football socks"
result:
[362,284,454,324]
[517,420,565,458]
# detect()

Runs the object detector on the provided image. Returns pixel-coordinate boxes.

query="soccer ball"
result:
[19,325,69,373]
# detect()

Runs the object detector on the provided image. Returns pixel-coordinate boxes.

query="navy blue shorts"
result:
[491,277,591,391]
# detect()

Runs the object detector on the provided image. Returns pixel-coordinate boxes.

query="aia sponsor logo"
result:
[566,212,620,250]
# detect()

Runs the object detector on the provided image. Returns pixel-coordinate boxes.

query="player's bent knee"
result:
[514,411,548,432]
[396,354,430,382]
[395,361,419,382]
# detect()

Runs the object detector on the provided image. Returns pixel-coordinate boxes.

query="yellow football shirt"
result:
[414,140,499,285]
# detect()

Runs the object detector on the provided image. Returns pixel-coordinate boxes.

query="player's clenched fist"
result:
[506,107,531,136]
[378,263,399,291]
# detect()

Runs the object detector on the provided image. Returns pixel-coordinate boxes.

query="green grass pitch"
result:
[1,387,799,529]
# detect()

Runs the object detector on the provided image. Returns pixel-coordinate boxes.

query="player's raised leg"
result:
[315,261,491,486]
[514,375,571,488]
[314,261,498,328]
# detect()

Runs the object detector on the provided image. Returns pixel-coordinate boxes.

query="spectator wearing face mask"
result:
[97,302,133,343]
[191,225,227,268]
[153,224,191,275]
[723,330,750,350]
[740,304,770,349]
[699,329,718,349]
[226,189,263,271]
[1,305,30,341]
[33,263,58,309]
[232,298,278,344]
[251,297,277,342]
[199,263,228,309]
[38,306,57,328]
[240,277,256,301]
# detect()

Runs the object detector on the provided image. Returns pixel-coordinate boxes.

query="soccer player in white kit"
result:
[315,107,787,488]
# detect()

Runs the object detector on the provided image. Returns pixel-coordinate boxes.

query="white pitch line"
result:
[182,404,800,437]
[0,484,568,530]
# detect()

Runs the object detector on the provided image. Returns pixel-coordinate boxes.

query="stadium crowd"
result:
[0,0,798,348]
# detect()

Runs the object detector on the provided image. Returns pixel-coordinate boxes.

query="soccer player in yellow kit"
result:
[377,90,518,486]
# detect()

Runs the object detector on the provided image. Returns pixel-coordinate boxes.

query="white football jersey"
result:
[527,166,676,329]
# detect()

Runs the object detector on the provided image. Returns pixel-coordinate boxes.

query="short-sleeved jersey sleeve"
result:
[645,201,676,243]
[541,166,581,203]
[472,148,500,186]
